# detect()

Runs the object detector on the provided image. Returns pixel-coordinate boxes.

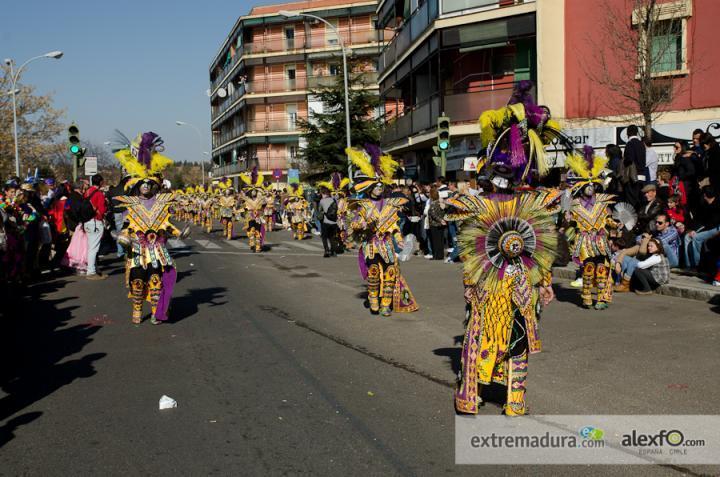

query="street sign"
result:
[463,156,478,171]
[287,168,300,184]
[84,156,98,176]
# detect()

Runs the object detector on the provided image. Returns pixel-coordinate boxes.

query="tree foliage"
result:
[297,59,384,177]
[0,65,65,178]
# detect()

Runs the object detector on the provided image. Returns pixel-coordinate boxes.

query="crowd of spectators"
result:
[0,174,122,297]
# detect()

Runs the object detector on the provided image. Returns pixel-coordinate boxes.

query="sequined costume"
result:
[110,130,187,325]
[347,145,418,317]
[239,168,266,252]
[450,81,568,415]
[566,148,615,309]
[286,184,309,240]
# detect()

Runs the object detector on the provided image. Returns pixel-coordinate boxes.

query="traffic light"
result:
[67,123,86,160]
[437,116,450,151]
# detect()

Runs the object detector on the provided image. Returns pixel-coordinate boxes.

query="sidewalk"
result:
[552,265,720,303]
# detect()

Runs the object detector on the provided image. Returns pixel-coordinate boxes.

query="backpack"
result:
[324,199,338,222]
[77,189,100,223]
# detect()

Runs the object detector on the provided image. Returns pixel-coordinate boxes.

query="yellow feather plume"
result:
[346,148,376,179]
[591,155,608,179]
[316,180,333,191]
[565,153,591,179]
[115,150,148,179]
[339,178,350,190]
[528,129,549,177]
[507,103,526,123]
[379,154,399,184]
[150,153,173,174]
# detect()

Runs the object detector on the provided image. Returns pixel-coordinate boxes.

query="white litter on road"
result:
[159,395,178,410]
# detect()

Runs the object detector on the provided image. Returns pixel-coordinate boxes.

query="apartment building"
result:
[377,0,555,180]
[209,0,388,180]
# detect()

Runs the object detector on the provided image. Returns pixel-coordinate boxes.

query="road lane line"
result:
[282,241,324,252]
[168,239,187,249]
[227,241,250,249]
[194,239,221,249]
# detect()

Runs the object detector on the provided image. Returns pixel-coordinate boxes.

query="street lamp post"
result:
[278,10,353,182]
[176,121,208,186]
[4,51,63,177]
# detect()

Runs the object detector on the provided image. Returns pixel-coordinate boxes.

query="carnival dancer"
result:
[202,188,214,233]
[239,168,266,252]
[449,81,569,415]
[263,183,276,231]
[286,184,309,240]
[217,179,236,240]
[565,146,615,310]
[346,145,418,317]
[110,131,188,325]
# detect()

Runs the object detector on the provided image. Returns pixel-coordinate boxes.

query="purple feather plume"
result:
[583,145,594,168]
[508,124,526,170]
[331,172,341,190]
[364,143,383,175]
[138,132,159,168]
[251,166,258,185]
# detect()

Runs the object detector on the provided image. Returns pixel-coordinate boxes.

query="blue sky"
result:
[4,0,276,164]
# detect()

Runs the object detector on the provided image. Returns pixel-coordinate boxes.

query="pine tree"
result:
[297,60,383,177]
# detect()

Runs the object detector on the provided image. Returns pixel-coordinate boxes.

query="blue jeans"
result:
[83,219,104,275]
[684,226,720,268]
[664,245,679,268]
[621,255,640,279]
[114,212,125,256]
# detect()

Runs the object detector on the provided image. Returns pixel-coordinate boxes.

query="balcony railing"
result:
[247,117,307,134]
[213,123,246,148]
[307,71,379,89]
[242,28,381,56]
[379,0,439,75]
[253,153,295,172]
[211,162,247,177]
[381,81,518,145]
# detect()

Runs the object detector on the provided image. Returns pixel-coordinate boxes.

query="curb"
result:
[552,266,719,304]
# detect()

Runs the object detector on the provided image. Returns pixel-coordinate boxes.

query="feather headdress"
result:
[477,81,571,184]
[346,145,398,193]
[565,145,609,193]
[316,172,350,193]
[110,130,173,190]
[240,166,264,189]
[447,193,557,297]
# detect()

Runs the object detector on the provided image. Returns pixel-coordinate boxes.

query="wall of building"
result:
[564,0,720,120]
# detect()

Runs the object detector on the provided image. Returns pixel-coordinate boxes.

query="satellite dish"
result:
[227,82,235,95]
[218,87,227,98]
[206,89,211,97]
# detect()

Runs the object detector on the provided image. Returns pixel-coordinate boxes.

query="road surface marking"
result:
[168,239,187,249]
[283,241,324,252]
[195,239,221,249]
[228,241,250,249]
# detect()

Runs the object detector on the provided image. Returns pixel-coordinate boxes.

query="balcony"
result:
[246,77,308,94]
[253,152,295,172]
[379,0,439,75]
[247,117,306,134]
[213,123,246,149]
[241,28,381,57]
[381,81,518,145]
[307,71,379,89]
[211,162,247,177]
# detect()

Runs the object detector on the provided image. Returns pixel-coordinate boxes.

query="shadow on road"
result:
[553,283,585,308]
[0,278,105,448]
[170,286,228,323]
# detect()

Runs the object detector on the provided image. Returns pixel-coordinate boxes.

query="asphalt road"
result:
[1,225,719,476]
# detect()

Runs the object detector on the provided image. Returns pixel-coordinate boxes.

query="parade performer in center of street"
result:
[239,167,266,252]
[565,145,615,310]
[347,145,418,317]
[110,130,188,325]
[217,178,236,240]
[449,81,567,416]
[286,183,309,240]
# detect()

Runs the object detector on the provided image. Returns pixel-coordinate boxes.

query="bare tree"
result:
[581,0,692,139]
[0,65,65,177]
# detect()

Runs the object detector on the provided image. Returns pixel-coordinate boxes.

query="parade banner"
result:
[287,168,300,184]
[456,415,720,465]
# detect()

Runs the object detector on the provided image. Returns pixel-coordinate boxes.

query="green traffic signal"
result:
[437,116,450,151]
[70,144,81,154]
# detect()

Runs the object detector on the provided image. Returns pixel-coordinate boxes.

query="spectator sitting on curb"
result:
[631,238,671,295]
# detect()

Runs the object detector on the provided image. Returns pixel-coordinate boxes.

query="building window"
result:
[650,19,683,73]
[633,0,690,75]
[329,64,341,76]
